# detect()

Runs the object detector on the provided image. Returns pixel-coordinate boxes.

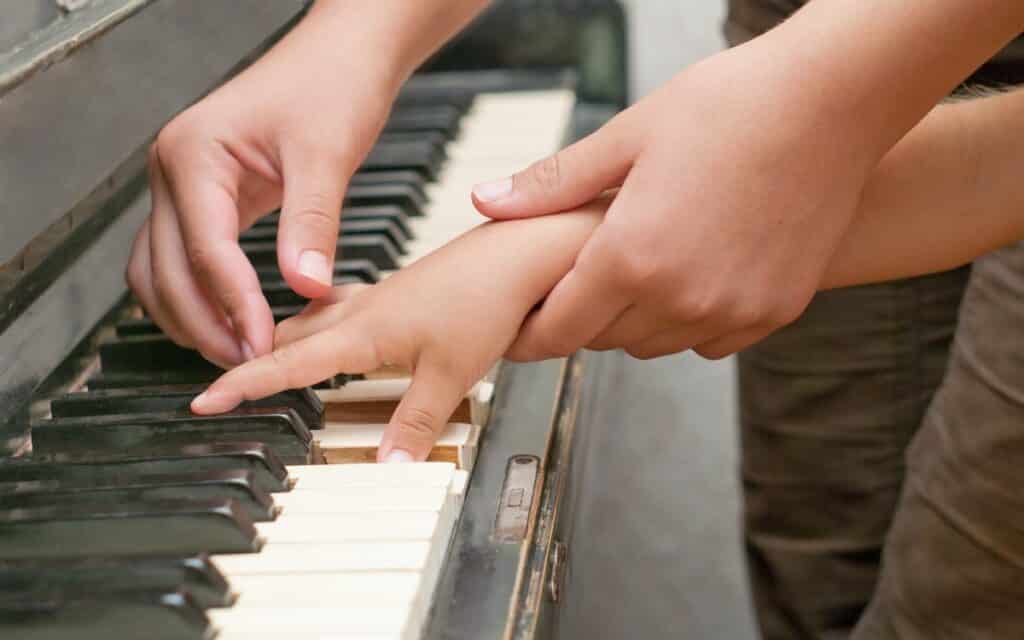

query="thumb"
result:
[377,362,467,463]
[277,152,353,299]
[472,117,636,220]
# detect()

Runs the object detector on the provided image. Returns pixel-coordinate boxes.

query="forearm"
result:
[824,88,1024,288]
[259,0,490,92]
[749,0,1024,170]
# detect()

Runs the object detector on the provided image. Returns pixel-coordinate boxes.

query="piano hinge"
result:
[547,539,568,604]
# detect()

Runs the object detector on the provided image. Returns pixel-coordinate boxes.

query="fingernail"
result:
[472,177,513,202]
[191,391,212,412]
[240,340,255,361]
[383,449,413,464]
[298,250,332,286]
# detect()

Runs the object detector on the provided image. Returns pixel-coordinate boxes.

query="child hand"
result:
[191,204,606,461]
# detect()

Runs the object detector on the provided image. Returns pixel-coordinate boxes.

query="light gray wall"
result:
[622,0,726,99]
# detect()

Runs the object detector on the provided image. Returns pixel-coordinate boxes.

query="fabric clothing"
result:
[725,1,1024,86]
[728,3,1024,638]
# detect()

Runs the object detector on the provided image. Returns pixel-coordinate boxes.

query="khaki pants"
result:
[741,243,1024,638]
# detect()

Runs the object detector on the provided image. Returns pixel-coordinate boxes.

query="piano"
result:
[0,1,626,638]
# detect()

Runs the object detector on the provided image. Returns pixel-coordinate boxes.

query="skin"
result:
[472,0,1024,361]
[194,87,1024,462]
[192,199,611,462]
[126,0,490,368]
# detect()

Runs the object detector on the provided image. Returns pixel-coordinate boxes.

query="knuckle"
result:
[694,344,730,360]
[288,200,339,235]
[154,117,192,156]
[607,250,659,291]
[395,407,438,439]
[667,291,717,323]
[625,344,657,361]
[269,347,300,389]
[538,334,578,358]
[526,154,562,194]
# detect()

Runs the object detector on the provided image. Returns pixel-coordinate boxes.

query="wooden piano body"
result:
[0,2,627,638]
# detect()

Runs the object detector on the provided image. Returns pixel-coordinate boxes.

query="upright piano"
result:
[0,2,626,638]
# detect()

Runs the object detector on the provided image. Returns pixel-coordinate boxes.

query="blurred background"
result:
[558,3,761,640]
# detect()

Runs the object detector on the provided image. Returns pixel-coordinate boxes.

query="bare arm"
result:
[825,87,1024,288]
[127,0,490,367]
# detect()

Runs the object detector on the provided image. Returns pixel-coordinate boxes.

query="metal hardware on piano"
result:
[0,2,626,638]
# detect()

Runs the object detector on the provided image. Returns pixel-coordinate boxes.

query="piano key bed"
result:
[1,74,581,640]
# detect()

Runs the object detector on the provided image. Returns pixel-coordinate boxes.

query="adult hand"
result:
[473,46,870,360]
[126,0,488,367]
[473,0,1024,362]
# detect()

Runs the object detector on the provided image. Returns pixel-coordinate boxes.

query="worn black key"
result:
[255,259,379,284]
[259,276,364,308]
[0,588,211,640]
[339,206,415,238]
[242,235,401,270]
[362,141,442,179]
[242,218,409,251]
[346,183,428,217]
[31,407,312,464]
[0,499,260,559]
[0,470,278,523]
[117,306,306,337]
[51,385,323,430]
[383,105,463,138]
[0,442,291,493]
[349,169,428,193]
[0,555,232,609]
[377,129,449,148]
[395,87,474,113]
[100,335,221,379]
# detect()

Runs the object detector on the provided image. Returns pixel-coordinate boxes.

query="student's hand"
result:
[473,42,883,361]
[191,207,604,462]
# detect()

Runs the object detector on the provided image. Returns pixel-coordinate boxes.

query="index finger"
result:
[191,323,383,415]
[158,146,275,357]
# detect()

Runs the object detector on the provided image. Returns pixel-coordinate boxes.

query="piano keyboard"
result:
[1,78,575,640]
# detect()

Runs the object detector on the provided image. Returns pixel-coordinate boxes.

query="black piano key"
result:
[254,205,415,237]
[0,499,260,559]
[31,408,313,465]
[395,87,475,112]
[117,306,306,337]
[361,141,443,179]
[0,442,291,493]
[259,276,364,308]
[100,335,221,379]
[0,470,278,523]
[255,259,380,284]
[383,105,463,138]
[345,183,428,217]
[348,169,428,193]
[242,235,401,271]
[339,206,415,238]
[0,555,232,610]
[378,129,449,151]
[0,588,211,640]
[51,385,324,430]
[242,218,409,251]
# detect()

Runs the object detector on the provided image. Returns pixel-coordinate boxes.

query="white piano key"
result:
[284,461,455,489]
[273,486,449,514]
[209,604,412,635]
[228,571,420,607]
[255,511,440,543]
[316,422,472,449]
[214,541,433,575]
